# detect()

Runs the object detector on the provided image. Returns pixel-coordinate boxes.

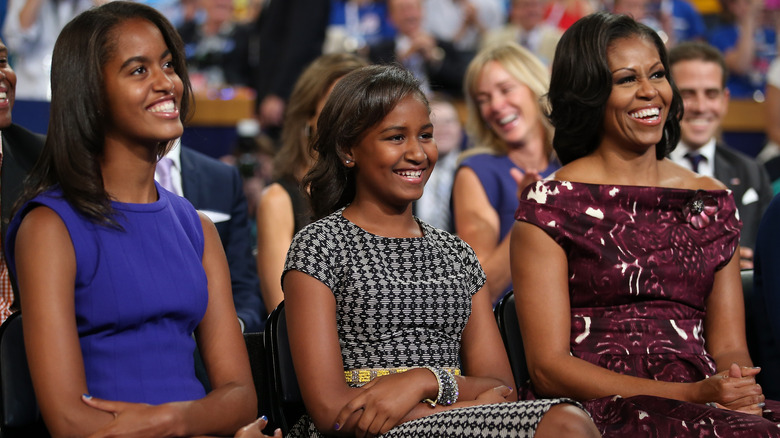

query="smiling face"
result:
[672,59,728,150]
[0,39,16,129]
[346,95,437,210]
[601,35,673,155]
[102,17,184,150]
[475,60,542,149]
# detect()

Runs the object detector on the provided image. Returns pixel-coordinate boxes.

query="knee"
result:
[535,404,601,438]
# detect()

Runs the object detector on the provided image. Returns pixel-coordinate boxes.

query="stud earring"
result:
[345,160,352,164]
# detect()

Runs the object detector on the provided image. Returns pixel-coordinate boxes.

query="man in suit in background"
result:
[368,0,468,97]
[156,141,265,332]
[669,41,772,269]
[0,38,44,323]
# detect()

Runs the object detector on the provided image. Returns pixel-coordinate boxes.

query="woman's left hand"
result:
[82,394,181,438]
[510,168,541,201]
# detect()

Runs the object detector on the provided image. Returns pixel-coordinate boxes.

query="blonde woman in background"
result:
[452,42,558,304]
[256,53,368,314]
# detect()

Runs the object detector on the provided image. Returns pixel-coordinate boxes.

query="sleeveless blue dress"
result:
[5,183,208,404]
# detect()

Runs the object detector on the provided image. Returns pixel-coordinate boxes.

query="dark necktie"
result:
[685,152,705,173]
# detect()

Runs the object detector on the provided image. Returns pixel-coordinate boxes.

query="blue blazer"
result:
[180,147,265,332]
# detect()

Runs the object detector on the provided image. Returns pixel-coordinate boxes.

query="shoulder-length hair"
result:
[463,41,553,157]
[303,64,428,220]
[20,1,192,226]
[274,53,368,182]
[547,12,682,165]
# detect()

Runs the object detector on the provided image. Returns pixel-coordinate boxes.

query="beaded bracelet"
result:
[421,366,459,407]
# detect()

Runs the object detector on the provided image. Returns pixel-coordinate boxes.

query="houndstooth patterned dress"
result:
[283,208,579,437]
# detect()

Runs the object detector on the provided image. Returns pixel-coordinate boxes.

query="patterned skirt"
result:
[287,398,579,437]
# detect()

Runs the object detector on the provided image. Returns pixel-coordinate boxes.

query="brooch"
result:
[683,190,718,229]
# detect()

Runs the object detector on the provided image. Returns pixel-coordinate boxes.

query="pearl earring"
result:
[345,160,352,164]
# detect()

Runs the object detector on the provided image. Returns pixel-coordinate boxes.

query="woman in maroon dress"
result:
[511,12,780,436]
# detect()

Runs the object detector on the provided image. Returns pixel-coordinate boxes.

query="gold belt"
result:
[344,367,461,384]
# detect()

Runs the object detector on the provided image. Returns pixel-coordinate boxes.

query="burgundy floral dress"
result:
[515,180,780,437]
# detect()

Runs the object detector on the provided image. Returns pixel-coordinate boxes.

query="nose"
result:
[405,137,427,164]
[686,93,704,113]
[637,79,658,99]
[153,67,175,93]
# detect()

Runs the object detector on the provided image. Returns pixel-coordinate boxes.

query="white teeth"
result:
[686,118,710,126]
[629,107,660,119]
[499,114,517,125]
[0,92,6,100]
[396,170,422,178]
[149,100,175,113]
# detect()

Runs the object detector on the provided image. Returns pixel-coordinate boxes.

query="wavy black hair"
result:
[303,64,427,220]
[547,12,682,165]
[20,1,192,226]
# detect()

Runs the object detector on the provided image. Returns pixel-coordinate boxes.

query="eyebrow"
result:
[379,123,434,134]
[611,61,663,74]
[119,49,172,71]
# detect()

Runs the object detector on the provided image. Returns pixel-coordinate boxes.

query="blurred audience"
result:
[482,0,562,65]
[3,0,96,100]
[453,42,557,304]
[668,41,772,269]
[413,95,468,232]
[251,0,330,134]
[543,0,595,30]
[708,0,777,100]
[178,0,254,90]
[423,0,506,53]
[256,53,367,314]
[324,0,395,55]
[368,0,469,97]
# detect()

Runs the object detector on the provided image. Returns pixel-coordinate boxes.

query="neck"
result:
[506,136,549,171]
[342,197,421,238]
[100,139,160,204]
[588,145,662,186]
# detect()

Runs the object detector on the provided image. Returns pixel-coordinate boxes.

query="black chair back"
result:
[264,302,305,434]
[0,312,48,437]
[494,291,530,389]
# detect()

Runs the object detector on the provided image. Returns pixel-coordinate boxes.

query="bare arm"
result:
[16,206,115,437]
[722,0,761,76]
[256,183,295,314]
[452,167,512,302]
[17,0,44,29]
[510,221,763,411]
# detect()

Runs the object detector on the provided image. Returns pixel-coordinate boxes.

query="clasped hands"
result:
[333,370,513,438]
[698,362,765,416]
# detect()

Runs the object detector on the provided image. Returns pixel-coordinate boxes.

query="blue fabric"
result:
[671,0,706,42]
[708,25,776,98]
[328,0,394,46]
[458,153,559,240]
[5,184,208,404]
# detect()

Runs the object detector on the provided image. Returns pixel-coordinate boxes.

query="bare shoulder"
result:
[547,158,593,182]
[659,159,727,191]
[18,205,68,238]
[259,182,293,208]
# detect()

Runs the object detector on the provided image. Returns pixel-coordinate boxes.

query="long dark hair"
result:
[303,64,427,220]
[547,12,682,165]
[20,1,192,226]
[274,53,368,182]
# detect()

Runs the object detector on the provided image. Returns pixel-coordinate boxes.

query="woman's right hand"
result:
[509,167,541,202]
[696,363,765,415]
[333,370,437,438]
[234,416,283,438]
